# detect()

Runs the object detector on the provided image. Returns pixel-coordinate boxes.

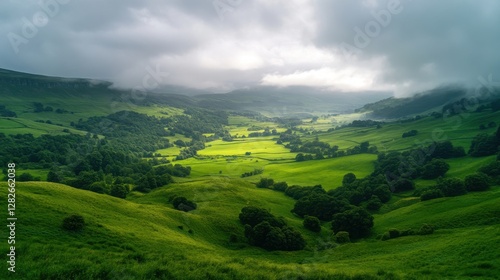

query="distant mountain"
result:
[356,86,471,119]
[191,86,391,117]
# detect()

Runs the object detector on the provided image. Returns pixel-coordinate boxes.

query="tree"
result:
[47,171,61,183]
[62,214,85,231]
[331,207,374,239]
[110,184,129,198]
[17,172,34,182]
[366,195,383,210]
[342,173,356,186]
[469,133,498,157]
[239,206,275,227]
[421,159,450,179]
[420,189,444,201]
[172,196,197,212]
[464,173,490,191]
[391,178,415,193]
[303,215,321,232]
[272,181,288,192]
[335,231,350,243]
[435,178,466,197]
[256,178,274,188]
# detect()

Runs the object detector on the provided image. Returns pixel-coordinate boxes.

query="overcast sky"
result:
[1,0,499,96]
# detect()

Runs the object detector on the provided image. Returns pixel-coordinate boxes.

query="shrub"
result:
[110,184,129,199]
[388,228,400,239]
[256,178,274,188]
[464,173,490,191]
[172,196,197,212]
[435,178,466,197]
[418,224,434,235]
[365,195,382,210]
[421,159,450,179]
[380,232,391,241]
[331,207,374,239]
[62,215,85,231]
[272,181,288,192]
[17,173,37,182]
[335,231,350,243]
[391,179,415,193]
[303,215,321,232]
[420,189,444,201]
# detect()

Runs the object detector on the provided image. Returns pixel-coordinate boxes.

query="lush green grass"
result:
[0,117,86,136]
[1,180,498,279]
[199,138,294,159]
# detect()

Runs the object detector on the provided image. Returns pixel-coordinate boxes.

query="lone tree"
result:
[331,207,374,239]
[303,215,321,232]
[62,214,85,231]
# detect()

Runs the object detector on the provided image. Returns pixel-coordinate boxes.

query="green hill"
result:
[1,181,498,279]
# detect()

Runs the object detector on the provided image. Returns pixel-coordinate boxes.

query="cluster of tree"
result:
[241,168,263,178]
[167,108,228,140]
[172,196,197,212]
[176,141,205,160]
[418,168,494,201]
[73,111,172,154]
[294,141,376,162]
[263,177,378,239]
[33,102,55,113]
[373,141,465,184]
[380,224,434,241]
[469,126,500,157]
[239,206,305,251]
[479,122,496,130]
[248,128,278,137]
[0,104,16,117]
[402,129,418,138]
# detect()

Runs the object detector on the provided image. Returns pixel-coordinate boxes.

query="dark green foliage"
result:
[478,160,500,179]
[464,173,490,191]
[33,102,44,113]
[241,168,263,178]
[342,173,356,186]
[62,214,85,231]
[373,185,392,203]
[240,208,305,251]
[285,184,325,200]
[420,189,444,201]
[469,133,499,157]
[402,130,418,138]
[334,231,350,243]
[421,159,450,179]
[17,172,39,182]
[292,193,351,221]
[272,181,288,192]
[110,184,129,198]
[418,224,434,235]
[331,207,374,239]
[365,195,382,210]
[0,104,17,117]
[69,171,102,190]
[46,171,61,183]
[388,228,400,239]
[435,178,467,197]
[256,178,274,188]
[172,197,197,212]
[303,215,321,232]
[89,182,108,194]
[391,178,415,193]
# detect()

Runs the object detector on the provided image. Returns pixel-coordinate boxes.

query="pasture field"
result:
[1,180,498,279]
[0,117,87,136]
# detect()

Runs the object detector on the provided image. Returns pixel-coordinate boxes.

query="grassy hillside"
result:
[1,181,498,279]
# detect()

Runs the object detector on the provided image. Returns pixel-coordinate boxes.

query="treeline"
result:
[0,104,16,117]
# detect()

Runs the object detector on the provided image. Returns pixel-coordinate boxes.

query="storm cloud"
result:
[1,0,498,96]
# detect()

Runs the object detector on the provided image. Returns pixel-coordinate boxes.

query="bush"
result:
[62,215,85,231]
[335,231,350,243]
[272,181,288,192]
[110,184,129,198]
[303,215,321,232]
[172,196,197,212]
[391,179,415,193]
[17,172,35,182]
[420,189,444,201]
[418,224,434,235]
[464,173,490,191]
[256,178,274,188]
[435,178,466,197]
[421,159,450,179]
[388,228,400,239]
[331,207,374,239]
[365,195,382,210]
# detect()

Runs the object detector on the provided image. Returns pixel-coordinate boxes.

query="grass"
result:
[1,180,498,279]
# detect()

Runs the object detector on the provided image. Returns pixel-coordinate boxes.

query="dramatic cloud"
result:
[1,0,498,96]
